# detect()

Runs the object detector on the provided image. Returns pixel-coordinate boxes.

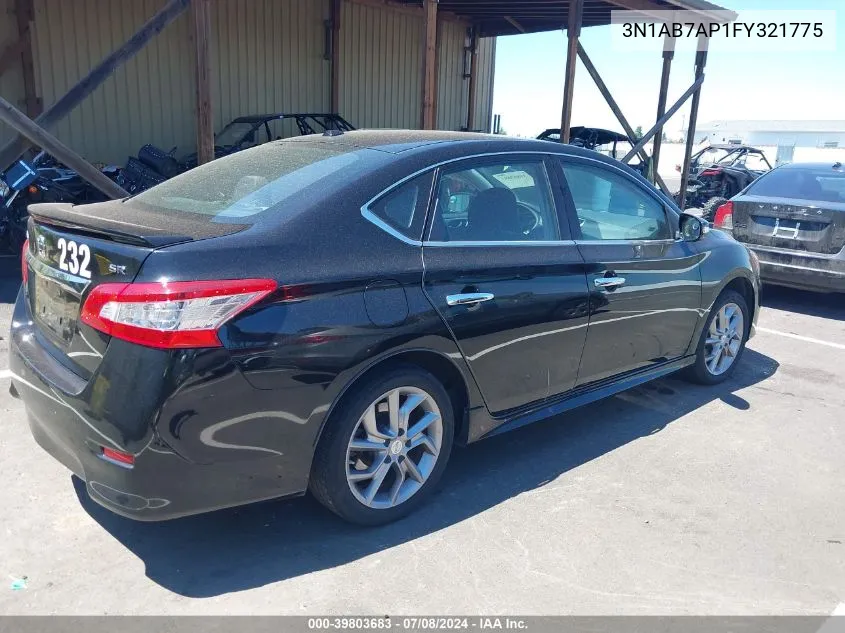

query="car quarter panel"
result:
[687,230,761,351]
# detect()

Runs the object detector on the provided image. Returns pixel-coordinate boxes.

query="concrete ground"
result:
[0,259,843,616]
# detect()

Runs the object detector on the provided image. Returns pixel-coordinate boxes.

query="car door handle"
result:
[594,276,626,289]
[446,292,495,306]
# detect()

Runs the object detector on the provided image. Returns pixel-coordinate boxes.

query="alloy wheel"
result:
[705,302,744,376]
[345,386,443,510]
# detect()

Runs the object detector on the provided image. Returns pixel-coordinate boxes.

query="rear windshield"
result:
[747,167,845,203]
[131,143,360,220]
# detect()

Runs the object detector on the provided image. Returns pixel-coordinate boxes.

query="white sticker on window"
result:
[492,170,535,189]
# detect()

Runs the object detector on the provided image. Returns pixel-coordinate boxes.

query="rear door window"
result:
[429,159,560,242]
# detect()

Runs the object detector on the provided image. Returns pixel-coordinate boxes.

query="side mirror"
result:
[678,212,708,242]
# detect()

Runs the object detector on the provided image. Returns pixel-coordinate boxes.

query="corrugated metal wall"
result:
[30,0,194,165]
[28,0,332,165]
[211,0,331,139]
[436,18,468,131]
[10,0,495,165]
[0,0,26,146]
[474,36,496,132]
[338,0,423,130]
[340,0,495,132]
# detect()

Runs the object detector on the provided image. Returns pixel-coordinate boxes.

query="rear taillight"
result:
[21,239,29,286]
[713,201,734,230]
[700,168,722,177]
[80,279,276,349]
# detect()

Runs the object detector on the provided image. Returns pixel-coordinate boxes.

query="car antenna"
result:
[324,129,344,137]
[834,161,842,169]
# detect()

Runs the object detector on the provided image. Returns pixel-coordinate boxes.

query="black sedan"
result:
[712,161,845,293]
[9,131,760,525]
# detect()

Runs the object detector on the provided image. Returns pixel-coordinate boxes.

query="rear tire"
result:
[684,289,749,385]
[702,196,728,222]
[309,364,454,526]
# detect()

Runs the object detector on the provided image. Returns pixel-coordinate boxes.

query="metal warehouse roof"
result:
[397,0,734,36]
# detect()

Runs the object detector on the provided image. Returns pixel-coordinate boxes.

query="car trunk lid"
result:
[23,200,248,380]
[731,195,845,254]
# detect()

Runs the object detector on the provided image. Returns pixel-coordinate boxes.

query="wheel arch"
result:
[314,348,474,451]
[721,274,757,331]
[687,267,758,356]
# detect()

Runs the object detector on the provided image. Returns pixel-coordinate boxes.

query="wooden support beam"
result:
[330,0,341,113]
[677,36,708,210]
[621,71,704,164]
[15,0,39,118]
[466,28,479,131]
[560,0,582,144]
[0,37,27,78]
[576,43,669,193]
[651,35,675,183]
[504,16,526,33]
[0,96,127,198]
[191,0,213,165]
[0,0,190,172]
[421,0,438,130]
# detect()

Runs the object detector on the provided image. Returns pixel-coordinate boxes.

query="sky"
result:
[491,0,845,139]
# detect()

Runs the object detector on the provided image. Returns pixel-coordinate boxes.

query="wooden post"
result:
[466,28,478,131]
[560,0,583,143]
[330,0,341,113]
[0,38,27,78]
[621,73,704,164]
[0,0,190,172]
[421,0,438,130]
[677,36,708,210]
[651,35,675,183]
[576,43,670,193]
[0,96,128,198]
[15,0,39,118]
[191,0,213,165]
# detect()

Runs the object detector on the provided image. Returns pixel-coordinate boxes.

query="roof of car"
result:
[282,129,569,155]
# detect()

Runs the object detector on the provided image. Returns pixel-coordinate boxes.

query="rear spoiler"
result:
[27,201,245,248]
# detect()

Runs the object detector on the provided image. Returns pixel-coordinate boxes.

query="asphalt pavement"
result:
[0,259,843,615]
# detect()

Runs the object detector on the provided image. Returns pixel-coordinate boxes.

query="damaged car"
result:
[711,161,845,293]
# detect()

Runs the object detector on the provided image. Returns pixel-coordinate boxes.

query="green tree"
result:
[634,125,644,139]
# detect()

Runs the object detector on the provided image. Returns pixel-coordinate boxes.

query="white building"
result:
[696,120,845,163]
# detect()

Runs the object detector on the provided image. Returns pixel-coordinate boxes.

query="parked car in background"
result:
[711,161,845,292]
[679,144,772,218]
[11,130,759,526]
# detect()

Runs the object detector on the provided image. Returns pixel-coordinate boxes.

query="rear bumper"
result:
[9,287,317,521]
[746,245,845,293]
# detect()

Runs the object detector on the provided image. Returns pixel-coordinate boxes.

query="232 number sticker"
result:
[56,237,92,279]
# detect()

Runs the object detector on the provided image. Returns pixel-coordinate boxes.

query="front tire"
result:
[309,365,454,526]
[685,289,749,385]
